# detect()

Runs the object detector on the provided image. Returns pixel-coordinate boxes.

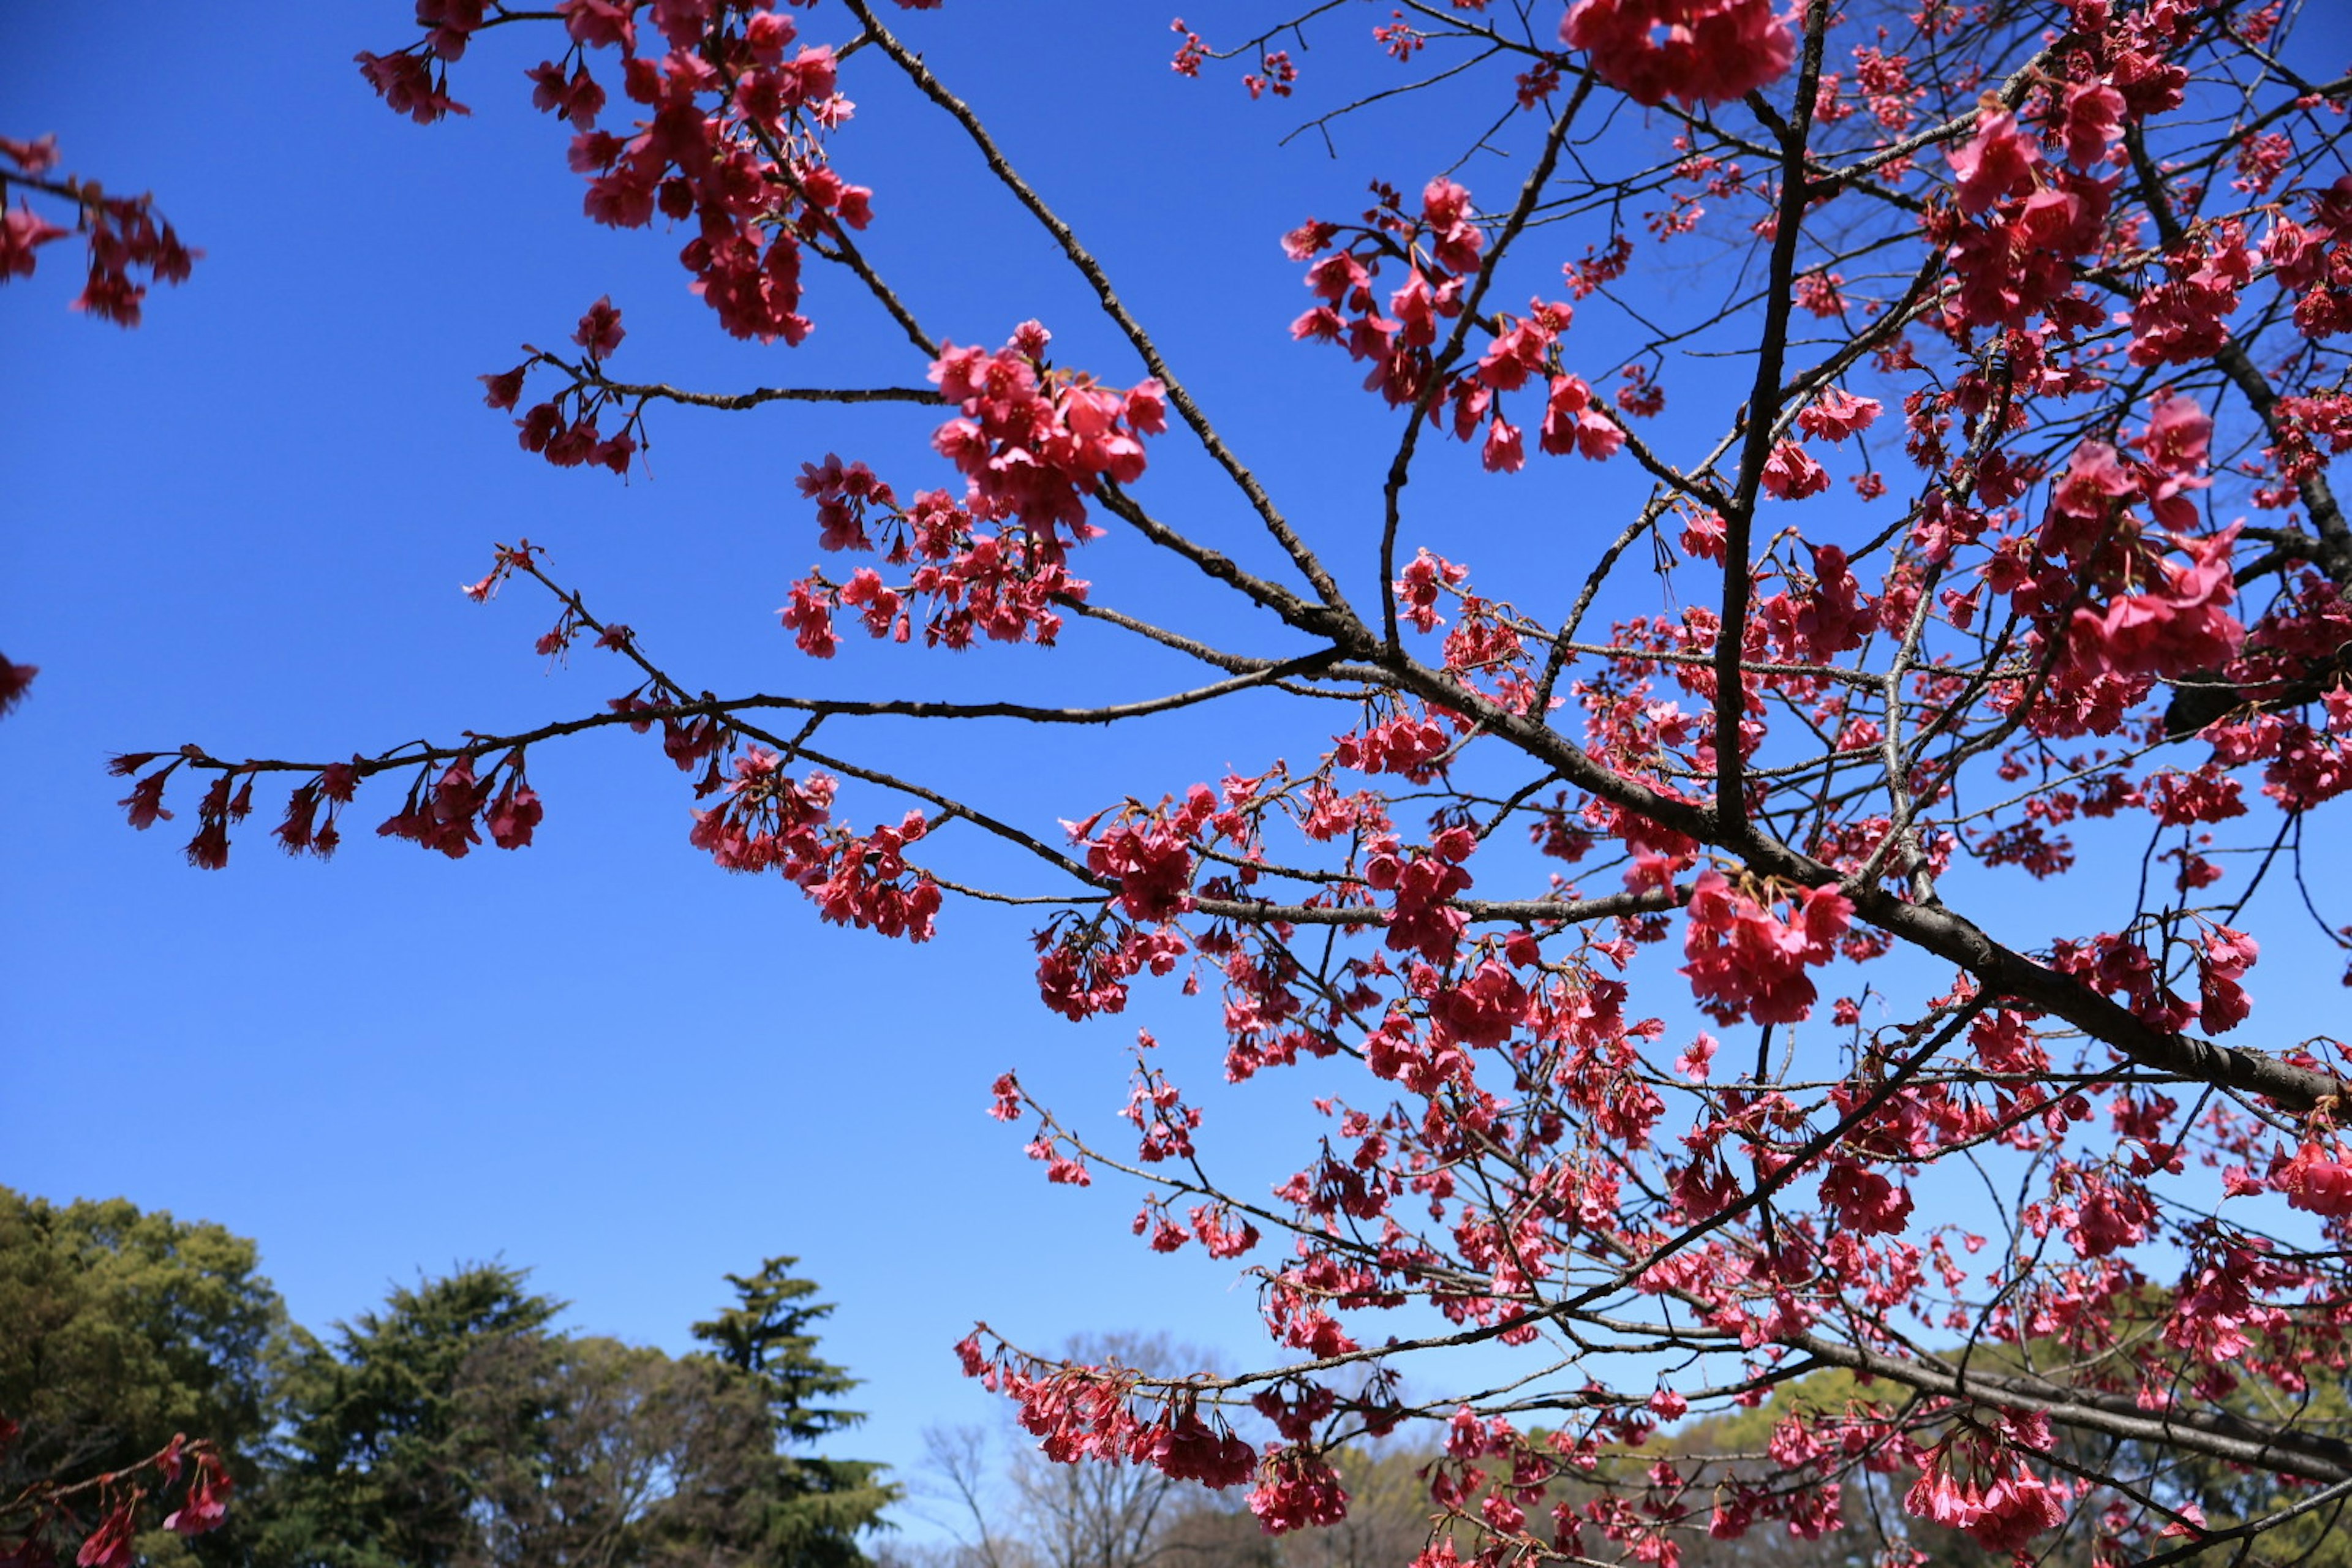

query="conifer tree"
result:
[263,1265,562,1568]
[690,1257,899,1567]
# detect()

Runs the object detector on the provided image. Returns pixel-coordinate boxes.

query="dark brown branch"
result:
[1713,0,1834,837]
[1793,1332,2352,1485]
[588,375,944,411]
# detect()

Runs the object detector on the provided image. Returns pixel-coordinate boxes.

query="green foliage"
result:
[2,1199,896,1568]
[690,1256,902,1568]
[693,1256,866,1442]
[462,1334,785,1568]
[260,1255,896,1568]
[262,1263,564,1568]
[0,1185,291,1564]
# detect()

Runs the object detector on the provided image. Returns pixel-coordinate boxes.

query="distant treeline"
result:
[0,1187,892,1568]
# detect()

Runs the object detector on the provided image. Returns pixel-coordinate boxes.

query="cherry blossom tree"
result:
[53,0,2352,1561]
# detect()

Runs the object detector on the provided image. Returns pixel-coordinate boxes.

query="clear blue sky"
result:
[10,1,2352,1533]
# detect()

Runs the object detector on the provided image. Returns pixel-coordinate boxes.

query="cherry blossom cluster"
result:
[2269,385,2352,489]
[929,323,1168,529]
[1918,388,2261,736]
[2266,174,2352,339]
[2044,916,2262,1042]
[358,0,902,344]
[1246,1448,1349,1533]
[1902,1421,2071,1555]
[113,742,541,872]
[376,750,545,858]
[1031,911,1189,1023]
[688,747,943,941]
[1561,0,1795,108]
[1931,106,2117,335]
[1385,553,1550,712]
[1082,785,1221,923]
[1167,18,1305,102]
[952,1329,1261,1488]
[1,133,196,325]
[777,325,1166,656]
[480,296,644,476]
[1283,178,1633,472]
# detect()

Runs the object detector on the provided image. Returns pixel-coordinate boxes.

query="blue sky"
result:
[10,0,2352,1536]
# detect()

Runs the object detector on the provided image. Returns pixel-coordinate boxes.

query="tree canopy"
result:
[0,1187,288,1500]
[0,1189,273,1566]
[0,1193,890,1568]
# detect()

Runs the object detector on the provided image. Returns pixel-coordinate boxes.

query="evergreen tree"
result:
[261,1264,562,1568]
[688,1257,899,1567]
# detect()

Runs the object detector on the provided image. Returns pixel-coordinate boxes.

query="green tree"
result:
[265,1256,894,1568]
[262,1263,563,1568]
[453,1333,782,1568]
[0,1185,290,1564]
[688,1256,900,1567]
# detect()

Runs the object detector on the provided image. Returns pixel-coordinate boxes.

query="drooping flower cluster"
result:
[1679,869,1853,1025]
[359,1,882,344]
[688,746,943,941]
[1903,1427,2071,1555]
[481,296,645,475]
[377,751,545,858]
[1247,1448,1351,1534]
[2273,1137,2352,1218]
[952,1330,1262,1488]
[1,132,197,324]
[0,1425,235,1568]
